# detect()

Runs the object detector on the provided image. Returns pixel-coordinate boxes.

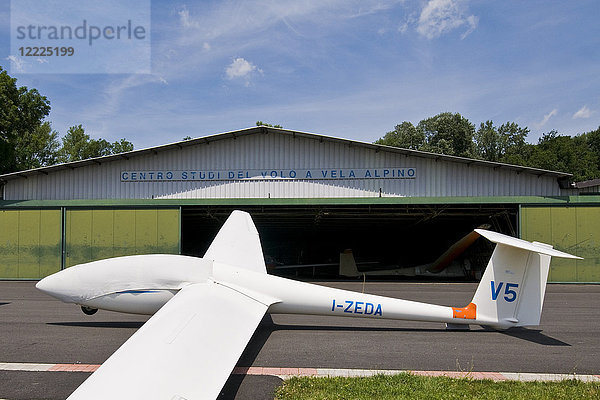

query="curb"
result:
[1,363,598,382]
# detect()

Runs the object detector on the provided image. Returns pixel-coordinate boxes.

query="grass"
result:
[274,373,600,400]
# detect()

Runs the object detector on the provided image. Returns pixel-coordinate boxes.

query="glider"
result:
[36,210,580,399]
[272,225,489,278]
[339,224,491,278]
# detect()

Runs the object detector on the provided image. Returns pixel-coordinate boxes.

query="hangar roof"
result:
[0,126,572,182]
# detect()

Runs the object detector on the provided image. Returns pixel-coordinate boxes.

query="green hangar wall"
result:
[0,209,62,279]
[0,207,180,279]
[521,205,600,282]
[2,197,599,282]
[64,208,180,267]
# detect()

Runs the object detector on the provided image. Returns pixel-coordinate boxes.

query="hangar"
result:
[0,126,598,282]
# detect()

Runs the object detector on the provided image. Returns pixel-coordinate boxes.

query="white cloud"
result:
[170,1,398,49]
[6,55,26,72]
[152,1,407,84]
[225,58,262,82]
[573,105,592,119]
[460,15,479,39]
[398,13,417,34]
[178,6,198,29]
[534,108,558,129]
[417,0,478,40]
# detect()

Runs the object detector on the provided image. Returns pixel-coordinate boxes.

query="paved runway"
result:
[1,280,599,399]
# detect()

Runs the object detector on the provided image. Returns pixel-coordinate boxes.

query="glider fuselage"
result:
[37,254,477,327]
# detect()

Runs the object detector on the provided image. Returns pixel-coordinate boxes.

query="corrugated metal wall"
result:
[0,208,180,279]
[521,205,600,282]
[0,209,62,279]
[4,133,562,200]
[64,208,180,268]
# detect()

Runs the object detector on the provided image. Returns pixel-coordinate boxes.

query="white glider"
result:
[36,210,580,399]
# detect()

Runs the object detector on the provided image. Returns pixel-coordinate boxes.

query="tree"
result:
[58,125,96,162]
[497,122,529,164]
[0,66,51,173]
[57,125,134,163]
[474,120,499,161]
[417,112,475,158]
[585,126,600,155]
[375,121,424,150]
[375,113,475,157]
[14,121,60,170]
[377,113,600,181]
[580,126,600,176]
[525,131,600,181]
[110,138,134,154]
[256,121,283,128]
[474,121,529,163]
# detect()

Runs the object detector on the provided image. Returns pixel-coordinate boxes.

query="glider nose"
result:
[36,271,76,303]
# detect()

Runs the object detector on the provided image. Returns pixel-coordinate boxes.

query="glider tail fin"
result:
[339,250,361,277]
[469,230,581,328]
[203,210,267,274]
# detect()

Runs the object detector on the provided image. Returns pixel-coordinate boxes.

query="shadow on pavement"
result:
[47,321,145,329]
[501,327,570,346]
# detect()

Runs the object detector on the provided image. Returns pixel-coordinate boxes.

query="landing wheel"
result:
[81,306,98,315]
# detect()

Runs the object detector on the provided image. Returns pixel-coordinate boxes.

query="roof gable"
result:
[0,126,571,182]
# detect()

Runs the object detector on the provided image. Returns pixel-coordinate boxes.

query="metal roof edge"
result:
[0,126,264,181]
[0,126,572,181]
[3,195,600,208]
[574,178,600,188]
[258,128,572,178]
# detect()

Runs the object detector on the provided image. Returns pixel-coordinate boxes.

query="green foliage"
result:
[584,127,600,155]
[14,121,60,170]
[256,121,283,129]
[57,125,134,163]
[275,374,600,400]
[0,66,51,173]
[418,112,475,158]
[525,131,600,182]
[111,138,135,154]
[375,122,424,150]
[377,111,600,181]
[376,113,475,157]
[0,67,135,172]
[474,121,529,163]
[578,126,600,179]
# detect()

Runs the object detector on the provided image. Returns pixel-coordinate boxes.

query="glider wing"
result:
[67,281,271,400]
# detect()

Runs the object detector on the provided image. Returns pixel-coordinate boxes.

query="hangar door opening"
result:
[180,204,518,280]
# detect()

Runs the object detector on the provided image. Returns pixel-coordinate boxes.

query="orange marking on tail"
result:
[452,302,476,319]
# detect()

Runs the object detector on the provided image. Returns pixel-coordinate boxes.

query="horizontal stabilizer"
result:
[474,229,581,259]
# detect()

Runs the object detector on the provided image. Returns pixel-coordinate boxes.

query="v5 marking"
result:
[491,281,519,302]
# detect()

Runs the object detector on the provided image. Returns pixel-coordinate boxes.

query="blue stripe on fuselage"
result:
[117,290,161,294]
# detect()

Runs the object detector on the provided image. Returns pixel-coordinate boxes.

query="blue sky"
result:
[1,0,599,149]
